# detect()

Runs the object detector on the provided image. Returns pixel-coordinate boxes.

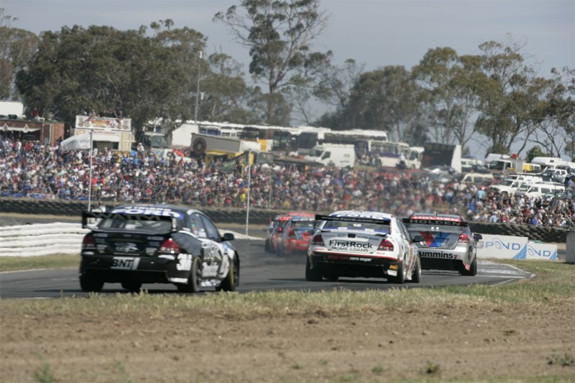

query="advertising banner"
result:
[477,234,558,261]
[75,115,131,131]
[525,242,558,261]
[477,234,528,259]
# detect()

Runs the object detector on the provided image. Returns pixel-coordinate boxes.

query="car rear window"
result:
[97,216,175,232]
[322,220,390,234]
[293,220,314,230]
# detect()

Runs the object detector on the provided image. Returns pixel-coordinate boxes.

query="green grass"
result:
[2,259,574,383]
[1,259,574,317]
[0,254,79,272]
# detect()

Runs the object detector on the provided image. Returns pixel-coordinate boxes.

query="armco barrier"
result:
[0,197,277,225]
[0,222,88,256]
[0,197,570,243]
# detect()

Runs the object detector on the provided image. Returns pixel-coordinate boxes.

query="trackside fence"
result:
[0,222,88,257]
[0,197,571,243]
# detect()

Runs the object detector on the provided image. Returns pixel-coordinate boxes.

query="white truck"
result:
[0,101,24,118]
[303,144,356,168]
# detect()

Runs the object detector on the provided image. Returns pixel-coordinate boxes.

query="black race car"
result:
[79,204,239,293]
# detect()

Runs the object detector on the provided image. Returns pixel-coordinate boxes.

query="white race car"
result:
[306,210,422,284]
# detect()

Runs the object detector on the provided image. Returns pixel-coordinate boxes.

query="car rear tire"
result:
[305,257,322,281]
[389,261,405,284]
[79,273,104,293]
[218,257,239,292]
[460,257,478,276]
[410,257,421,283]
[121,280,142,293]
[177,257,201,293]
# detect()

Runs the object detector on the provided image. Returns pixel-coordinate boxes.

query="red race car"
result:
[277,214,315,256]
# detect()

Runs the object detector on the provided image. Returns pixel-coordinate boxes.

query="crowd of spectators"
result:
[1,136,574,228]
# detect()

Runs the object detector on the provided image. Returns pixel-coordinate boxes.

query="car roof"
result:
[111,204,201,216]
[329,210,394,220]
[408,212,466,223]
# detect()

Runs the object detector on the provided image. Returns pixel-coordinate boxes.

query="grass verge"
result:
[1,259,574,383]
[1,259,573,316]
[0,254,79,272]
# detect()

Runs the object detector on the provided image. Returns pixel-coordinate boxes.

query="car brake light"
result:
[459,233,470,243]
[82,234,96,249]
[159,238,180,254]
[311,234,324,246]
[378,239,394,251]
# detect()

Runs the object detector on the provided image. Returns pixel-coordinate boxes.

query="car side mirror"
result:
[222,232,235,241]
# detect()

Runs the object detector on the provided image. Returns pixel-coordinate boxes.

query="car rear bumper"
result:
[417,248,469,271]
[285,240,310,254]
[309,252,401,278]
[80,253,190,284]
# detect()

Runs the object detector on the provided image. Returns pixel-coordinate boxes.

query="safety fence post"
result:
[567,231,575,264]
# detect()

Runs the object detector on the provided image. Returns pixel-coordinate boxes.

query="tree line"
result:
[1,1,573,159]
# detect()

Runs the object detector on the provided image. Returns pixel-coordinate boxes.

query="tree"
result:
[531,67,575,160]
[214,0,329,125]
[525,145,551,163]
[201,52,258,123]
[315,59,364,109]
[15,24,211,139]
[336,66,422,143]
[16,26,169,136]
[152,21,207,122]
[474,39,547,156]
[284,50,333,125]
[412,47,483,150]
[0,9,39,100]
[312,58,364,128]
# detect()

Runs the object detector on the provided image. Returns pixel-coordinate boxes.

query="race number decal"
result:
[177,254,192,271]
[111,257,140,270]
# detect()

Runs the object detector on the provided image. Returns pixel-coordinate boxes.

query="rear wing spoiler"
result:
[315,214,391,225]
[315,214,391,226]
[402,217,468,227]
[82,211,178,231]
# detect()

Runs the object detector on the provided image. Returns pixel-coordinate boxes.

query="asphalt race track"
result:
[1,236,535,299]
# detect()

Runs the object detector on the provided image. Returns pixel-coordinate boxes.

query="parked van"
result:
[304,144,356,168]
[461,157,483,172]
[514,182,565,199]
[531,156,566,169]
[490,178,539,196]
[539,168,569,183]
[460,172,494,185]
[522,163,542,173]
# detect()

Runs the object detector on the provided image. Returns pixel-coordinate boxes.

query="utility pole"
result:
[194,51,203,122]
[245,151,251,236]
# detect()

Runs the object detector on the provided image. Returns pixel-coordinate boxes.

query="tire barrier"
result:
[0,197,569,243]
[0,197,278,226]
[468,222,569,243]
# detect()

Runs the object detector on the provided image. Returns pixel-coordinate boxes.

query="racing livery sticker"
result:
[419,251,455,259]
[111,257,140,270]
[176,254,192,271]
[420,231,449,247]
[329,239,373,252]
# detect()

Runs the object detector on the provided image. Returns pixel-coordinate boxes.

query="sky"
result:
[3,0,573,75]
[2,0,575,157]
